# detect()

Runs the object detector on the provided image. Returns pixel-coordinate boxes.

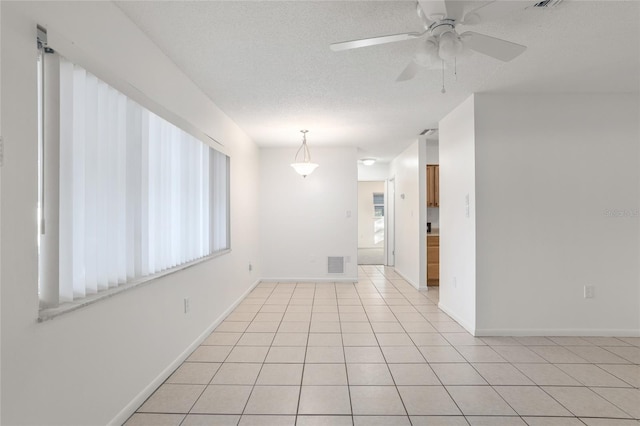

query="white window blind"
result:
[39,55,230,308]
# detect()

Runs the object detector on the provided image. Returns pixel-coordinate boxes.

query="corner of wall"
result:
[473,93,639,335]
[438,94,477,333]
[388,141,421,286]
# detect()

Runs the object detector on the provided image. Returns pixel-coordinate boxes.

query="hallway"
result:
[357,248,385,266]
[126,266,640,426]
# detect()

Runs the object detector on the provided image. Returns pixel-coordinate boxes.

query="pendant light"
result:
[290,130,319,178]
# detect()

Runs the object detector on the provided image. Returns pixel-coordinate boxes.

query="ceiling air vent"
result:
[420,129,438,137]
[328,257,345,274]
[532,0,563,8]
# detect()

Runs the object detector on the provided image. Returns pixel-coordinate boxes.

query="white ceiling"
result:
[116,1,640,162]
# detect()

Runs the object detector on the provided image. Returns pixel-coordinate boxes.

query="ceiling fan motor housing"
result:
[428,19,456,36]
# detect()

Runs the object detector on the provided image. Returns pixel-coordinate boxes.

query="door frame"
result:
[385,177,395,267]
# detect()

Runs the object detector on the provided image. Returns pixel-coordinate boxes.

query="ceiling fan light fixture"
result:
[438,30,463,60]
[291,130,319,178]
[415,37,439,66]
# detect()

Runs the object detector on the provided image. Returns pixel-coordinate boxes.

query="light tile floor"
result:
[125,266,640,426]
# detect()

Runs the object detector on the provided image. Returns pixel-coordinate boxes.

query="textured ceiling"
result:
[116,1,640,162]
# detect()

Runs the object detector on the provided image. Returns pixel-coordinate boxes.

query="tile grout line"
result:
[357,269,412,422]
[294,281,315,425]
[335,282,355,425]
[236,282,279,423]
[126,266,640,425]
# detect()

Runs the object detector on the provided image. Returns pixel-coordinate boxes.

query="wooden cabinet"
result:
[426,164,439,207]
[427,235,439,285]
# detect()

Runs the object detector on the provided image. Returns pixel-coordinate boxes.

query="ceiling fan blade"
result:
[330,32,424,52]
[462,0,526,25]
[444,0,465,22]
[396,60,420,82]
[418,0,465,22]
[418,0,447,21]
[461,31,526,62]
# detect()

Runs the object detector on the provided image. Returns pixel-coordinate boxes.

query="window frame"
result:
[37,34,232,321]
[373,192,385,217]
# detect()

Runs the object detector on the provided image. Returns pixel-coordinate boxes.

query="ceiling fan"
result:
[330,0,528,83]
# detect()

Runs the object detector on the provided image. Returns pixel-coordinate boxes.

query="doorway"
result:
[357,181,385,265]
[425,139,440,286]
[386,177,395,267]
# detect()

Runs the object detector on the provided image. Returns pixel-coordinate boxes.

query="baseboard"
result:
[392,269,419,289]
[437,301,476,335]
[108,278,262,426]
[474,328,640,337]
[436,301,640,338]
[260,277,357,283]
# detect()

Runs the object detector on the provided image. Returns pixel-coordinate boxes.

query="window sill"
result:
[38,248,231,322]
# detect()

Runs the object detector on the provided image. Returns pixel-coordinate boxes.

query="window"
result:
[372,192,384,244]
[38,41,230,311]
[373,192,384,217]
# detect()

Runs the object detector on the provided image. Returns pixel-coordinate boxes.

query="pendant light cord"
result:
[294,130,312,163]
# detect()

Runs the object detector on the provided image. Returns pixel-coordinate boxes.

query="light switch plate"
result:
[584,286,595,299]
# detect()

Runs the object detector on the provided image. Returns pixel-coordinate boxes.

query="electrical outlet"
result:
[584,286,595,299]
[184,297,190,313]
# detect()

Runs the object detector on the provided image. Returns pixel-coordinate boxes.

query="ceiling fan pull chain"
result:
[454,57,458,81]
[441,59,446,94]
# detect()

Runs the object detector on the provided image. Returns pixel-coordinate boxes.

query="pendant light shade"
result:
[291,130,319,178]
[291,162,319,177]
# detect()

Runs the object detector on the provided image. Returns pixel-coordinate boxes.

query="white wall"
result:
[439,93,640,336]
[1,2,260,425]
[426,139,439,164]
[474,94,640,336]
[0,3,3,421]
[259,147,358,282]
[389,141,421,288]
[357,162,389,181]
[358,181,385,248]
[438,95,477,332]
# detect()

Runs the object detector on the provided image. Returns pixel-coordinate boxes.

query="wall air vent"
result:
[328,257,345,274]
[532,0,563,8]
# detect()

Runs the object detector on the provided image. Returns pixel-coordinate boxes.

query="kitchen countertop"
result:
[427,228,439,236]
